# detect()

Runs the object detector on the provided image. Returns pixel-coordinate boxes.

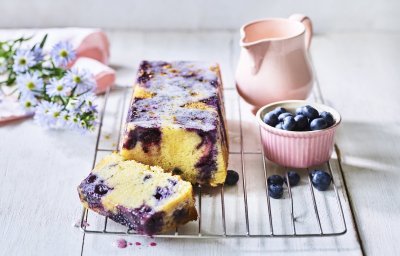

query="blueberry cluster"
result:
[267,171,300,199]
[267,170,332,198]
[263,105,335,131]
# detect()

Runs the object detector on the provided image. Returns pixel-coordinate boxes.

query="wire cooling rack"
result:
[79,85,351,239]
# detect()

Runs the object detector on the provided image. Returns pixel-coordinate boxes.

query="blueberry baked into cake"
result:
[120,61,229,186]
[77,153,197,235]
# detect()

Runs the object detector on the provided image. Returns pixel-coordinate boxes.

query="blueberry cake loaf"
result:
[120,61,229,186]
[77,153,197,235]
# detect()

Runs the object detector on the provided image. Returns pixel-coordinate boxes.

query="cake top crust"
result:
[127,61,222,132]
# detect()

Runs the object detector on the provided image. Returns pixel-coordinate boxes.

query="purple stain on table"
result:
[82,220,90,227]
[149,242,157,247]
[114,238,128,249]
[73,219,90,228]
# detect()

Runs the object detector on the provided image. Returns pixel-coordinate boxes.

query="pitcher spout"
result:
[241,41,270,75]
[240,24,271,75]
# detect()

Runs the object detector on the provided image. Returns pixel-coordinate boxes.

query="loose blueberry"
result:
[294,114,308,131]
[225,170,239,186]
[272,107,287,116]
[302,105,319,120]
[278,112,293,121]
[267,175,284,186]
[263,112,279,127]
[268,184,284,199]
[285,171,300,186]
[275,122,283,130]
[320,111,335,127]
[310,170,331,191]
[310,118,328,131]
[282,116,296,131]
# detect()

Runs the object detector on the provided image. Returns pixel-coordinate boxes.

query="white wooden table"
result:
[1,30,398,256]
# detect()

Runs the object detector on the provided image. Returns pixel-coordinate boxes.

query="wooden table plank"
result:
[0,121,95,255]
[311,33,400,256]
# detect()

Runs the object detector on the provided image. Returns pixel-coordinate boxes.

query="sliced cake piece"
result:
[120,61,229,186]
[77,153,197,235]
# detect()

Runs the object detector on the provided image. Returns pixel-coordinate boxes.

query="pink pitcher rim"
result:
[256,100,342,138]
[240,18,306,47]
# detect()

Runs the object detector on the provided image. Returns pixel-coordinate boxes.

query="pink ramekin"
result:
[256,100,341,168]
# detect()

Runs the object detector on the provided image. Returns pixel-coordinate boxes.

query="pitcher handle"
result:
[289,14,313,49]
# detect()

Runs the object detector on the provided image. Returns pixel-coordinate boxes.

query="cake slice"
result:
[120,61,229,186]
[77,153,197,235]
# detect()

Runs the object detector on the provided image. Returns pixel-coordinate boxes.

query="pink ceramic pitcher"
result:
[235,14,314,111]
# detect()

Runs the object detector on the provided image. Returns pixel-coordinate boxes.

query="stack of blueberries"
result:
[263,105,335,131]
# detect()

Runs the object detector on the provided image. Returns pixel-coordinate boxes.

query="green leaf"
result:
[39,34,48,48]
[6,71,16,86]
[13,36,32,45]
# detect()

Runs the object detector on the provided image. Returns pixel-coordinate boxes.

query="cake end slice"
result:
[77,153,197,235]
